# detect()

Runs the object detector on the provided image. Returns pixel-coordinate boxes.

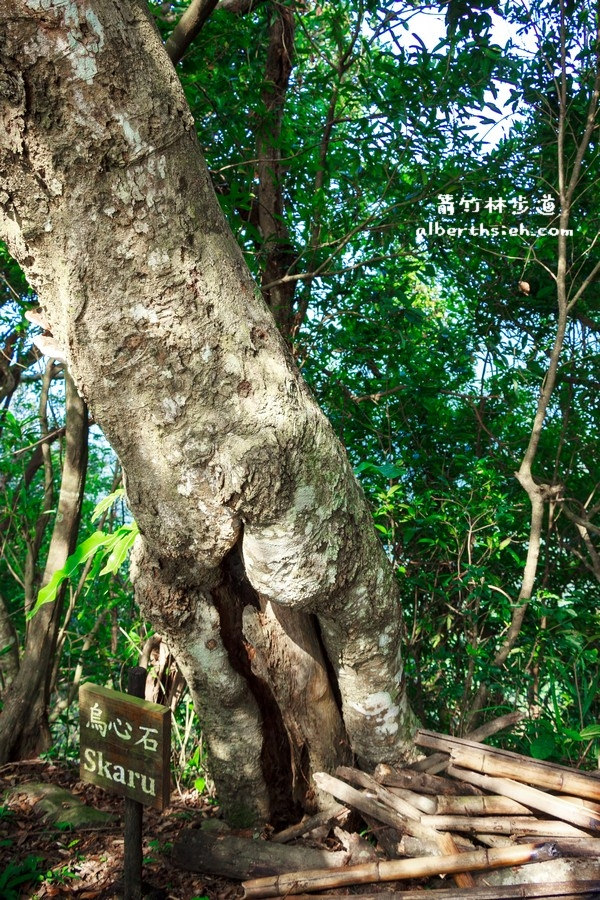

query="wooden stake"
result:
[447,765,600,832]
[243,842,559,898]
[124,666,146,900]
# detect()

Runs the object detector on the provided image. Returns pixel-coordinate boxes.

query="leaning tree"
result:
[0,0,420,824]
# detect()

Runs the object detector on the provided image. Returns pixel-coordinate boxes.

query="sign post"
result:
[79,671,171,899]
[124,667,147,900]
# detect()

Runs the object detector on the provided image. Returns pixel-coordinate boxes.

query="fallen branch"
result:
[171,831,349,879]
[271,804,347,844]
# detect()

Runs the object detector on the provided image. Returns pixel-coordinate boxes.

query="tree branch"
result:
[165,0,268,65]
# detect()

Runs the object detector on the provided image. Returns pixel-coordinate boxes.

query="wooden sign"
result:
[79,682,171,810]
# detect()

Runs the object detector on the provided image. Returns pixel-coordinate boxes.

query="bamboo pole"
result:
[374,763,481,796]
[435,794,532,816]
[336,766,437,815]
[420,815,588,836]
[243,842,559,898]
[447,765,600,831]
[313,771,420,827]
[410,713,523,774]
[417,730,600,802]
[266,883,600,900]
[314,772,475,886]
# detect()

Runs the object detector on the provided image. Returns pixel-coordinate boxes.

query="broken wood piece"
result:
[271,804,347,844]
[432,829,477,888]
[242,842,559,897]
[374,763,481,796]
[435,794,532,816]
[332,826,378,864]
[171,830,349,879]
[417,730,600,802]
[447,765,600,832]
[420,815,589,837]
[271,882,600,900]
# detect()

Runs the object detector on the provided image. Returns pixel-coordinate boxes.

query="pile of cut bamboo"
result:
[242,725,600,900]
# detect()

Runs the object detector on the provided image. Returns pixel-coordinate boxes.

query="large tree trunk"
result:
[0,0,417,823]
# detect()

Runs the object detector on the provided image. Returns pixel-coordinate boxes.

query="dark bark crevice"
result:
[214,543,300,827]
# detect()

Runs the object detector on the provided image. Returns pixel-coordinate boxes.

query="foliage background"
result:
[1,0,600,781]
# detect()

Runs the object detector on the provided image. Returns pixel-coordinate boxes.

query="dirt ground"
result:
[0,759,244,899]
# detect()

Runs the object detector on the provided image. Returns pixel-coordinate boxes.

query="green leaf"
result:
[91,487,126,523]
[530,733,557,759]
[28,531,115,620]
[376,462,404,479]
[99,523,139,575]
[578,725,600,740]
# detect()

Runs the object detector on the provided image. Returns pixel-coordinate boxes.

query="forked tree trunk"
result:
[0,0,417,824]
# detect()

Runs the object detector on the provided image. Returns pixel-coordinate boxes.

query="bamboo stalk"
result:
[243,842,559,898]
[336,766,437,815]
[410,713,523,774]
[268,883,600,900]
[447,765,600,831]
[417,730,600,802]
[435,794,532,816]
[314,771,419,825]
[421,815,588,836]
[558,795,600,813]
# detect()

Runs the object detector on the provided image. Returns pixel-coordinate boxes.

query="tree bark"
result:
[0,592,19,692]
[0,0,416,822]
